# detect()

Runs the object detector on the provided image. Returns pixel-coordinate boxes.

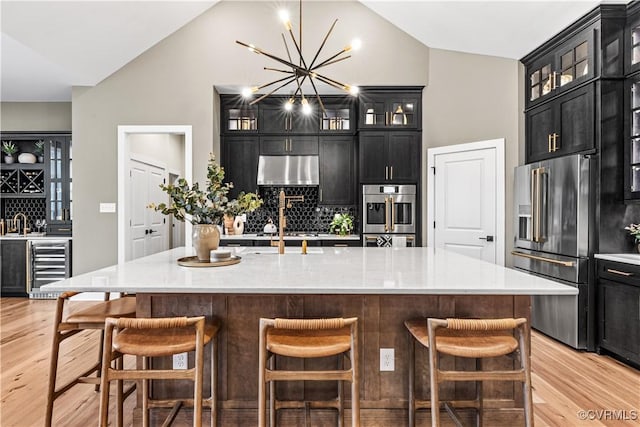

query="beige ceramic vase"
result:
[192,224,220,262]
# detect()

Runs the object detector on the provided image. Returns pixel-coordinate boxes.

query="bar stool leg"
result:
[258,321,268,427]
[338,355,344,427]
[211,337,218,427]
[195,332,205,427]
[142,356,150,427]
[428,321,441,427]
[98,323,115,427]
[519,325,534,427]
[408,332,415,427]
[45,330,62,427]
[350,324,360,427]
[475,358,483,427]
[116,355,124,427]
[269,356,276,427]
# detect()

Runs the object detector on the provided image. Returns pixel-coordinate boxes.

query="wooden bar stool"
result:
[45,291,137,427]
[258,317,360,427]
[405,317,533,427]
[98,316,220,427]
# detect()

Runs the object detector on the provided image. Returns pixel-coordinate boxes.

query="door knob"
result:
[149,229,158,234]
[479,235,494,242]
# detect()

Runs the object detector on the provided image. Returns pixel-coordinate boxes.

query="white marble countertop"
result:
[221,233,359,241]
[0,234,72,240]
[595,253,640,266]
[42,247,577,296]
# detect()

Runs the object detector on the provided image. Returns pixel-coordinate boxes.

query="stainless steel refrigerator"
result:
[512,154,591,349]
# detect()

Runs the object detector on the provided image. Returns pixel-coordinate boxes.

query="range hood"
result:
[257,155,319,186]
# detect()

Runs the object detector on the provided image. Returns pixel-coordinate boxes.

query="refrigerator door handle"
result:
[531,168,540,242]
[384,197,390,232]
[511,251,575,267]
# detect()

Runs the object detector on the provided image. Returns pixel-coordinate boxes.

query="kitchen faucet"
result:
[12,212,29,236]
[273,190,304,254]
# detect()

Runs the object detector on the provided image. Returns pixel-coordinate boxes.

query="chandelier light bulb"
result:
[241,87,254,98]
[301,98,312,115]
[284,98,294,111]
[278,9,292,30]
[350,38,362,51]
[348,85,359,96]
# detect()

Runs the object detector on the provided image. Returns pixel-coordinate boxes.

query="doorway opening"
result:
[117,125,192,264]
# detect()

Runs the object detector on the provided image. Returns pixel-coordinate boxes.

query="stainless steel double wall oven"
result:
[362,184,416,247]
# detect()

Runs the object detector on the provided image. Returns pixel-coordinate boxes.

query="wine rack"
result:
[0,167,45,195]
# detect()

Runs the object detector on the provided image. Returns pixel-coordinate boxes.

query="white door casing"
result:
[117,125,193,265]
[128,158,169,261]
[427,139,505,266]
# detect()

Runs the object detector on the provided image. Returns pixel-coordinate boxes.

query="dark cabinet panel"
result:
[597,260,640,366]
[359,132,388,183]
[1,240,27,297]
[260,136,318,155]
[221,136,259,200]
[319,136,354,205]
[626,9,640,75]
[388,133,420,182]
[525,84,594,163]
[359,132,420,183]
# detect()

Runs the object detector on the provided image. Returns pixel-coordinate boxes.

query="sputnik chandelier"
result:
[236,0,361,116]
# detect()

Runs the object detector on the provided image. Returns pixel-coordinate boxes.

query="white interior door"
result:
[128,159,168,261]
[433,146,498,263]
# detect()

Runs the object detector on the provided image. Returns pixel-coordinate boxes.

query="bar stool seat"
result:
[46,291,136,427]
[267,327,352,357]
[99,316,220,427]
[405,317,533,427]
[259,317,360,427]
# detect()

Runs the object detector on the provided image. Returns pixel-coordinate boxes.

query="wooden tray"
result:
[177,255,241,267]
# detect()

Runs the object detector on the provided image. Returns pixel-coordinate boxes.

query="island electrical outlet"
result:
[173,352,188,370]
[380,348,394,371]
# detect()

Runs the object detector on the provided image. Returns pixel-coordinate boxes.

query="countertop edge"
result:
[594,253,640,266]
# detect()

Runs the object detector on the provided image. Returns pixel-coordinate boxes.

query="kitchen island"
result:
[42,247,576,426]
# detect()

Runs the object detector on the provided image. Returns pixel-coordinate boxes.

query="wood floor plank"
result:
[1,298,638,426]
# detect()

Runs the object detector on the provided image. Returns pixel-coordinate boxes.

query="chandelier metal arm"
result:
[249,76,298,105]
[287,28,308,70]
[313,55,351,70]
[308,19,338,70]
[235,40,307,75]
[308,76,327,115]
[281,33,293,64]
[264,67,294,74]
[313,47,351,70]
[315,73,350,92]
[256,74,296,91]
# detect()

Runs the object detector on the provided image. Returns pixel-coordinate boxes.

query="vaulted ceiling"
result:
[0,1,616,102]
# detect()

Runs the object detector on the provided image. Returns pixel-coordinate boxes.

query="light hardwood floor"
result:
[1,298,638,426]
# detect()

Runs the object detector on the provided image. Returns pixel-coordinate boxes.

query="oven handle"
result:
[390,196,395,231]
[384,197,390,232]
[511,251,574,267]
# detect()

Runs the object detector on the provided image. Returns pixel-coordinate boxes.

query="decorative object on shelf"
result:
[148,154,262,261]
[329,212,354,236]
[236,0,361,116]
[624,223,640,253]
[224,192,262,236]
[18,152,37,164]
[34,140,45,163]
[2,141,17,164]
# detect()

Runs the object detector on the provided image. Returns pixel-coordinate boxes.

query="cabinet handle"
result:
[548,134,552,153]
[385,166,389,180]
[553,133,559,152]
[606,268,633,277]
[390,166,393,180]
[320,188,323,202]
[334,244,348,247]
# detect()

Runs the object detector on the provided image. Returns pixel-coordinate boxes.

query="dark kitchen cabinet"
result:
[260,135,318,155]
[319,99,355,134]
[319,136,355,205]
[358,87,421,130]
[221,135,259,200]
[1,239,27,297]
[359,131,420,183]
[597,259,640,366]
[259,103,319,134]
[625,73,640,200]
[526,83,595,163]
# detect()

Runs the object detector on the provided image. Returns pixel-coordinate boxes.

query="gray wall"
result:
[422,48,523,265]
[128,133,185,175]
[1,102,71,131]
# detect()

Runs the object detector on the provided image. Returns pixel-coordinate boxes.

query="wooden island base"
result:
[135,293,530,426]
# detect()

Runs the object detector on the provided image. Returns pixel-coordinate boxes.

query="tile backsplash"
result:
[241,186,357,234]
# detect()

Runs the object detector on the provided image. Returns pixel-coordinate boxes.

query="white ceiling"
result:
[0,0,621,102]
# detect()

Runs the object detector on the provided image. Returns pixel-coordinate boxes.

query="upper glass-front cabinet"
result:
[319,99,355,133]
[358,91,421,130]
[626,76,640,200]
[224,105,258,132]
[526,26,595,108]
[48,137,72,223]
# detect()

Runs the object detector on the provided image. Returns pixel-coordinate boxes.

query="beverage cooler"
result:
[27,239,71,299]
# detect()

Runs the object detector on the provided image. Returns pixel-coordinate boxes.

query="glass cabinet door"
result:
[321,107,351,131]
[360,99,386,128]
[48,138,71,222]
[226,107,258,132]
[529,64,552,102]
[630,80,640,198]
